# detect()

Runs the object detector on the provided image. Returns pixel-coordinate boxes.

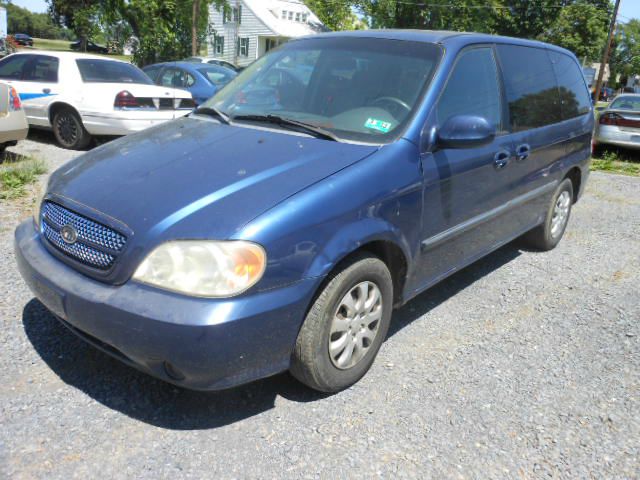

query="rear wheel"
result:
[291,253,393,392]
[522,178,573,251]
[52,107,91,150]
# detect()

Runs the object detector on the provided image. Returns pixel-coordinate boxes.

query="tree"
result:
[304,0,359,31]
[609,19,640,88]
[539,2,609,62]
[47,0,101,51]
[355,0,611,40]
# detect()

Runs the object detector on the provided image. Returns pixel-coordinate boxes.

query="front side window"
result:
[548,51,591,120]
[76,59,152,84]
[0,54,59,82]
[159,68,195,88]
[497,44,562,131]
[0,55,30,80]
[437,47,502,131]
[203,37,442,143]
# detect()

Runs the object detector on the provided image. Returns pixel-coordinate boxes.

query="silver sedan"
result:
[594,94,640,151]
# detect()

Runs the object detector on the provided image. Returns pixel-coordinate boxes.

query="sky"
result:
[8,0,640,22]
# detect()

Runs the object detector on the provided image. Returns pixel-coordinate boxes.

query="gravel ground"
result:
[1,134,639,479]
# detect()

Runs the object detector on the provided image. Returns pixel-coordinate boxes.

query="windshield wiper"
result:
[192,106,230,124]
[232,114,340,142]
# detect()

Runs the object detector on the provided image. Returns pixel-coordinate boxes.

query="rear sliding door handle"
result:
[494,150,511,170]
[516,143,531,161]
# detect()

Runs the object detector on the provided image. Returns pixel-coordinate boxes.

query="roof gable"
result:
[242,0,326,37]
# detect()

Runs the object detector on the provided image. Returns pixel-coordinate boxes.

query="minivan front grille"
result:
[40,202,127,270]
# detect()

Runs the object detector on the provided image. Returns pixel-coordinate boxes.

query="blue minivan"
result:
[15,31,593,392]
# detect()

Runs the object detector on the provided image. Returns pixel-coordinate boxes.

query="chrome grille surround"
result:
[40,201,127,270]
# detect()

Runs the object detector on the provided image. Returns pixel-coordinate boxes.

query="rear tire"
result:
[522,178,573,251]
[52,107,91,150]
[290,253,393,393]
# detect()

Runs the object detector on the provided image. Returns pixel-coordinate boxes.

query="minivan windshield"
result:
[201,37,442,143]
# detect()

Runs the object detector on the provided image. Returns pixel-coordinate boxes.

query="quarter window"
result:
[497,44,562,131]
[437,47,502,131]
[548,51,591,120]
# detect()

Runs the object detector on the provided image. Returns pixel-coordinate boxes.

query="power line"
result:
[321,0,576,9]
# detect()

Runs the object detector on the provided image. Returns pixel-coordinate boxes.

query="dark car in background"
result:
[143,61,237,106]
[70,40,109,54]
[15,31,593,393]
[13,34,33,47]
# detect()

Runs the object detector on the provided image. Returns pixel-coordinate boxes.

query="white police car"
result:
[0,51,195,149]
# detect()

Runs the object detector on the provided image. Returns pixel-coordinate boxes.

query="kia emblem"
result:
[60,225,78,245]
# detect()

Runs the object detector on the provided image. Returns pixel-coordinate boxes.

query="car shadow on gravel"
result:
[22,243,522,430]
[26,129,114,150]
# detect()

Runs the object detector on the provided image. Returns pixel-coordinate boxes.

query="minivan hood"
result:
[47,117,379,244]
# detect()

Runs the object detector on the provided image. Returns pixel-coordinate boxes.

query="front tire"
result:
[291,253,393,392]
[522,178,574,251]
[52,108,91,150]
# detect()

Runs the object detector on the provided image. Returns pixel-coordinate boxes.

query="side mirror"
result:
[437,115,496,149]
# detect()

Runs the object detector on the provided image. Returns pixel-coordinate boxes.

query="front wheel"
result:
[52,108,91,150]
[290,253,393,392]
[522,178,574,251]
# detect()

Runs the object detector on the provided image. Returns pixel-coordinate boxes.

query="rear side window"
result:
[76,59,152,84]
[548,51,591,120]
[497,45,561,131]
[24,55,59,82]
[437,47,502,131]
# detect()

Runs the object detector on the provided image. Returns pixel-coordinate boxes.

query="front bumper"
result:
[15,220,319,391]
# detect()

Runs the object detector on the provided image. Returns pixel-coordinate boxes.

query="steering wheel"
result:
[370,96,411,116]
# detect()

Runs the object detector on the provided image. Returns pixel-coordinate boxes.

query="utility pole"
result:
[593,0,621,102]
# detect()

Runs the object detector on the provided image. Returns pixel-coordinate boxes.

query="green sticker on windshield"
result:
[364,118,392,133]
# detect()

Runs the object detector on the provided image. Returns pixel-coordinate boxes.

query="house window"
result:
[302,14,308,22]
[224,5,241,24]
[214,35,224,55]
[237,37,249,57]
[295,12,301,22]
[288,11,293,20]
[282,10,287,19]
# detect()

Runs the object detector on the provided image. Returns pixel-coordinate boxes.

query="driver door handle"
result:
[494,149,511,170]
[516,143,531,161]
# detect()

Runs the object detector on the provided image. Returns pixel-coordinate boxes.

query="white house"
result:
[206,0,326,67]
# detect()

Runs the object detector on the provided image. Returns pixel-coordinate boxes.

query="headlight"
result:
[132,240,266,297]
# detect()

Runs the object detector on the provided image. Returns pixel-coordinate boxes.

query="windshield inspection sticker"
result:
[364,118,392,133]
